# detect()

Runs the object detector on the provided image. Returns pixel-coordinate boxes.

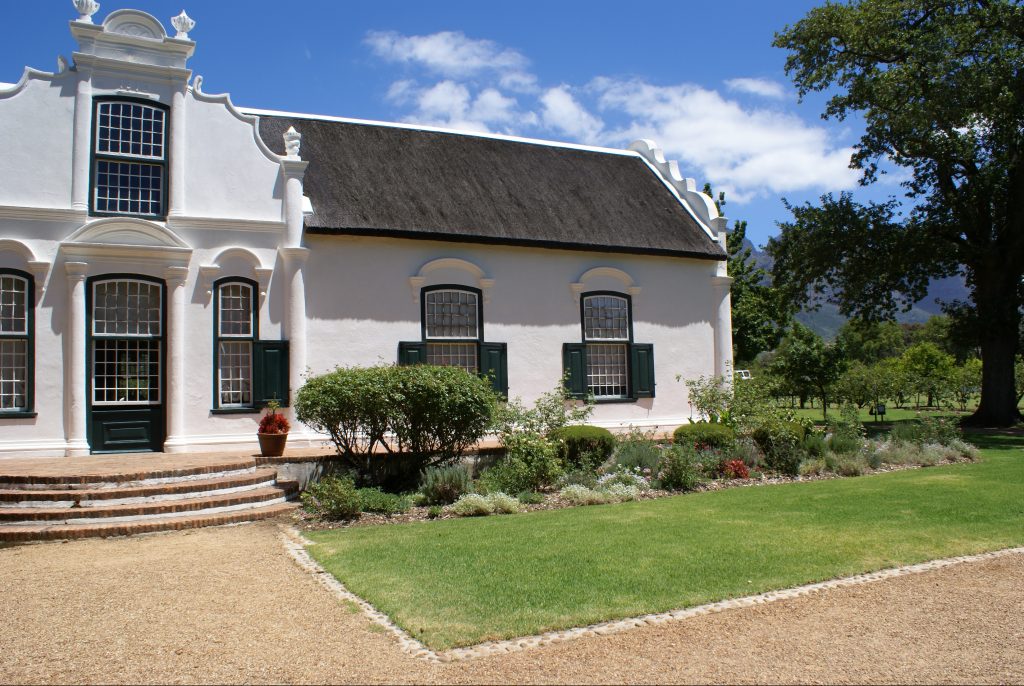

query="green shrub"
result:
[866,450,884,470]
[356,487,412,515]
[828,433,862,455]
[604,483,641,502]
[557,468,599,489]
[558,484,610,505]
[486,492,521,514]
[418,464,472,505]
[890,415,961,446]
[728,437,765,469]
[798,458,827,476]
[427,505,443,519]
[613,428,663,472]
[833,455,866,477]
[550,425,615,470]
[516,491,545,505]
[301,475,361,520]
[803,433,827,459]
[948,438,980,461]
[752,420,805,476]
[481,433,564,494]
[295,364,497,489]
[655,444,704,492]
[673,423,736,451]
[451,493,493,516]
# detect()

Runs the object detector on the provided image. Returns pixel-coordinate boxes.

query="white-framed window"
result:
[0,272,32,413]
[423,287,480,373]
[91,278,163,405]
[582,294,631,398]
[215,280,256,408]
[92,99,168,217]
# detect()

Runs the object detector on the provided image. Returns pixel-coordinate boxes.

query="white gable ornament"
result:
[171,11,195,40]
[73,0,100,23]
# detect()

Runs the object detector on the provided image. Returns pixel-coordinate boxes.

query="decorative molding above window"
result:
[570,266,641,303]
[198,247,272,296]
[409,257,494,304]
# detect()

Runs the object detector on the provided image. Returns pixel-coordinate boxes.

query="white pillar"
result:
[712,276,734,387]
[163,266,189,452]
[280,247,309,407]
[70,70,92,212]
[168,86,187,218]
[65,262,90,456]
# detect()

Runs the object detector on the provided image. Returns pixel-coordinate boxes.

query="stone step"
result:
[0,501,299,542]
[0,468,282,507]
[0,484,298,524]
[0,455,258,490]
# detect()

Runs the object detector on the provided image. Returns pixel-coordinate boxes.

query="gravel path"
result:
[2,521,1021,684]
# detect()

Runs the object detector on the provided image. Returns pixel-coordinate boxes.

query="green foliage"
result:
[516,491,545,505]
[951,358,983,412]
[301,475,361,520]
[673,422,736,451]
[450,493,493,517]
[481,433,563,494]
[836,319,906,365]
[803,432,827,459]
[486,492,522,514]
[557,468,599,489]
[492,379,594,443]
[771,323,847,419]
[612,428,663,472]
[549,425,615,470]
[752,420,806,476]
[427,505,443,519]
[418,464,472,505]
[683,375,731,423]
[900,342,956,407]
[559,484,611,506]
[890,415,962,446]
[295,365,496,489]
[655,444,705,492]
[772,0,1024,425]
[356,488,412,515]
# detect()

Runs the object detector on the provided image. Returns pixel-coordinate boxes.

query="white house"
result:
[0,5,732,458]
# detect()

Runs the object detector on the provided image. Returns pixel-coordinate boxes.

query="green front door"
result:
[87,276,166,453]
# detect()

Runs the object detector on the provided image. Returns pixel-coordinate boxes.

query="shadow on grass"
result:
[962,430,1024,453]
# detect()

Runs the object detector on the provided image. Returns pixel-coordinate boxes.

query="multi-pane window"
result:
[91,279,162,405]
[423,288,480,373]
[583,294,630,398]
[0,273,31,412]
[92,100,167,217]
[216,281,255,408]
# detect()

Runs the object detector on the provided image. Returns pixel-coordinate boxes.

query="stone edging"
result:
[279,526,1024,663]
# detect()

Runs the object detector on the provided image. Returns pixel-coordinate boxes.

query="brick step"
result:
[0,468,281,507]
[0,457,258,490]
[0,484,298,524]
[0,501,299,542]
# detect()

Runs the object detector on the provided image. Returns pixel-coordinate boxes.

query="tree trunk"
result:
[966,265,1022,427]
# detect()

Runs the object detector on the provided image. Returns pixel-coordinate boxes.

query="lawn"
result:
[305,434,1024,650]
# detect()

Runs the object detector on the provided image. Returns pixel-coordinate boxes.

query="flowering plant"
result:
[258,399,290,434]
[721,459,750,480]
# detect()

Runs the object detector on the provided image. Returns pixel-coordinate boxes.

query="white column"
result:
[163,266,189,452]
[712,276,734,389]
[70,70,92,212]
[168,86,188,218]
[280,247,309,408]
[65,262,90,456]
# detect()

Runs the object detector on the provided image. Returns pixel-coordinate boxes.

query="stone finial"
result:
[171,10,195,39]
[73,0,100,23]
[284,127,302,159]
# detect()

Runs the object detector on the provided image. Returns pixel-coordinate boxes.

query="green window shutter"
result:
[253,340,290,407]
[397,341,427,365]
[562,343,587,399]
[631,343,655,398]
[480,342,508,397]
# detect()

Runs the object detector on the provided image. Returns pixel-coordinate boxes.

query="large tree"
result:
[771,0,1024,425]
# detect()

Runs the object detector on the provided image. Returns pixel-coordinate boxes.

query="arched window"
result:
[214,279,256,409]
[0,270,33,415]
[92,98,168,218]
[563,291,655,401]
[398,285,507,396]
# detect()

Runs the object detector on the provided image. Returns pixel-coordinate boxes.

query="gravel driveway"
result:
[2,521,1021,684]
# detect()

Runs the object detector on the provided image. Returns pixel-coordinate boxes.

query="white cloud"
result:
[539,86,603,145]
[725,77,787,99]
[592,78,858,200]
[393,80,535,133]
[364,30,528,79]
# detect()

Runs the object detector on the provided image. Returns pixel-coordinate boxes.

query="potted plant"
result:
[257,399,290,457]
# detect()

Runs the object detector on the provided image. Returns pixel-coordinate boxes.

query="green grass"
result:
[306,435,1024,650]
[792,405,964,424]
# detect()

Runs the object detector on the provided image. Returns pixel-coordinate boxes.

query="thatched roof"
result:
[256,114,725,260]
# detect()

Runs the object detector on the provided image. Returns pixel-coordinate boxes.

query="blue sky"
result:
[2,1,902,248]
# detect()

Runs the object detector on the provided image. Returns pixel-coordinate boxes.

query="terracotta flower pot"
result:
[258,432,288,457]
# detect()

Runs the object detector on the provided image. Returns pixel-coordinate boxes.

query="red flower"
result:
[258,410,290,434]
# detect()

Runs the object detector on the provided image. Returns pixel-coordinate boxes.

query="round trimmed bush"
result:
[673,422,736,450]
[549,425,615,470]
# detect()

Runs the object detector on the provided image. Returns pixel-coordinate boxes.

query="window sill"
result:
[210,407,261,415]
[0,411,38,419]
[593,397,639,405]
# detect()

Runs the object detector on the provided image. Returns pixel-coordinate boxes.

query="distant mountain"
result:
[743,240,969,340]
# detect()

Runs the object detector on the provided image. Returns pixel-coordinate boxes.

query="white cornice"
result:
[72,53,191,83]
[167,215,285,233]
[60,242,192,267]
[0,66,73,101]
[0,205,87,222]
